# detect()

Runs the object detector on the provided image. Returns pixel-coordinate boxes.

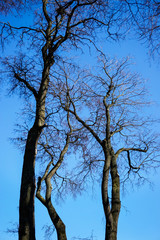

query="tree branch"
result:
[115,145,148,157]
[68,99,102,145]
[0,21,45,36]
[36,177,46,206]
[14,73,38,99]
[127,150,140,171]
[42,0,52,24]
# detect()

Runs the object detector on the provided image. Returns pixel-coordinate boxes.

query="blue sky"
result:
[0,6,160,240]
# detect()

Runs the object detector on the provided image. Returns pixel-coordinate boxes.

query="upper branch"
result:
[42,0,52,24]
[115,145,148,157]
[36,176,46,206]
[47,132,70,180]
[0,21,45,37]
[67,94,103,146]
[127,150,140,171]
[103,84,114,140]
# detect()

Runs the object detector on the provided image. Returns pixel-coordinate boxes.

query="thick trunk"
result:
[19,127,40,240]
[105,226,117,240]
[19,63,51,240]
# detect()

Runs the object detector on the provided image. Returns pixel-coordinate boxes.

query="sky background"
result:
[0,5,160,240]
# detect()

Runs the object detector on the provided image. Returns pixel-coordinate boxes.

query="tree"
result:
[54,56,160,240]
[0,1,130,239]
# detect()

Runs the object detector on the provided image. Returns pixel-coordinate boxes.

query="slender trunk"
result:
[110,154,121,240]
[101,153,113,240]
[46,201,67,240]
[45,177,67,240]
[36,177,67,240]
[102,145,121,240]
[102,158,114,240]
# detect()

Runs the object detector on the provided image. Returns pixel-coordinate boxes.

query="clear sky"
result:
[0,6,160,240]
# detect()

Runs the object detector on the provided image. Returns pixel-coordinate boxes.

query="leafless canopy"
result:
[43,54,160,239]
[124,0,160,55]
[51,55,160,186]
[0,0,37,14]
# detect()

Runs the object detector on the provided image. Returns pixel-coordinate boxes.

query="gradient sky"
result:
[0,6,160,240]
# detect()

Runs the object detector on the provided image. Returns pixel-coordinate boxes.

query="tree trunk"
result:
[102,147,121,240]
[45,177,67,240]
[19,126,40,240]
[110,154,121,240]
[19,62,51,240]
[46,201,67,240]
[105,225,117,240]
[36,176,67,240]
[101,154,113,240]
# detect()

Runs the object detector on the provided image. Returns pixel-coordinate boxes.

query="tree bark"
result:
[36,176,67,240]
[45,176,67,240]
[110,154,121,240]
[101,152,113,239]
[19,127,40,240]
[102,145,121,240]
[19,60,52,240]
[46,199,67,240]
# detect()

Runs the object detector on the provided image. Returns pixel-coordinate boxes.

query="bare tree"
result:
[53,56,160,240]
[1,1,132,240]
